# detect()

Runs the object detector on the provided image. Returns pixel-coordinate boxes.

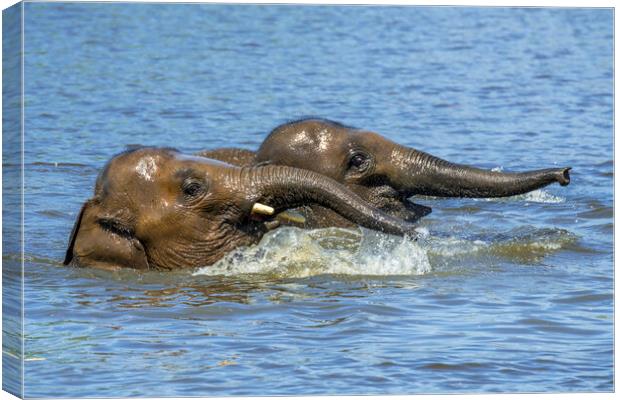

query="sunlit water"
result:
[3,4,612,397]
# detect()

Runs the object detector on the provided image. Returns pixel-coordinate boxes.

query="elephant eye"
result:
[349,152,370,170]
[182,180,205,198]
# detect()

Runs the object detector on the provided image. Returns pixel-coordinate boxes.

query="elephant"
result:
[63,147,420,270]
[198,118,571,228]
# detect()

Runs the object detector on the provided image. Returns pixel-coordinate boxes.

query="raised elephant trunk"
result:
[242,165,419,236]
[388,147,571,198]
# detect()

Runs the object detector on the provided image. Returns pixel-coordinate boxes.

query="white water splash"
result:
[192,225,576,278]
[519,189,565,204]
[425,227,576,264]
[193,227,431,278]
[527,241,563,251]
[426,237,488,258]
[476,189,565,204]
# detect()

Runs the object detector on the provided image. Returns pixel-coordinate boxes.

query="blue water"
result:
[4,3,613,397]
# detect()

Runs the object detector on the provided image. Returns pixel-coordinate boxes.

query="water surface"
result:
[4,4,614,397]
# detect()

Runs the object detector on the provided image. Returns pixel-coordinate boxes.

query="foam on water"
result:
[193,227,431,278]
[519,189,565,204]
[193,225,576,278]
[426,227,577,266]
[426,236,489,258]
[475,189,565,204]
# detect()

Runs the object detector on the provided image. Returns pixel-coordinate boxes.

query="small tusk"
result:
[251,202,274,216]
[264,220,281,231]
[276,210,306,224]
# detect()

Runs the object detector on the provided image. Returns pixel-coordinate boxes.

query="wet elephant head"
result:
[64,147,419,270]
[251,118,571,223]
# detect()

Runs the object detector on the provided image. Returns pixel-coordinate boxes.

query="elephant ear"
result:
[64,199,150,270]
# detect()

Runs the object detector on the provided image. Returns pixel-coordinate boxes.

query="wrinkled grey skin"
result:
[64,147,419,270]
[199,118,571,228]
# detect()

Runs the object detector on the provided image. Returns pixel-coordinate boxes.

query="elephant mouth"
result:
[375,195,431,223]
[402,197,432,222]
[365,185,432,223]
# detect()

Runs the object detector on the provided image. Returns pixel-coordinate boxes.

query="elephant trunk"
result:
[389,147,571,198]
[244,165,419,236]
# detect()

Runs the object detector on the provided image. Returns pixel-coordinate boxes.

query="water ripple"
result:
[17,4,613,397]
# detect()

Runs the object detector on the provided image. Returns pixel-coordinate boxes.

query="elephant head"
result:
[249,118,571,223]
[64,147,419,270]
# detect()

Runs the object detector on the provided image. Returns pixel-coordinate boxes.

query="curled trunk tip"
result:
[556,167,571,186]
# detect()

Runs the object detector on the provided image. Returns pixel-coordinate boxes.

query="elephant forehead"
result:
[103,156,171,199]
[104,149,171,185]
[135,156,159,182]
[130,152,227,183]
[288,127,345,152]
[315,128,332,151]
